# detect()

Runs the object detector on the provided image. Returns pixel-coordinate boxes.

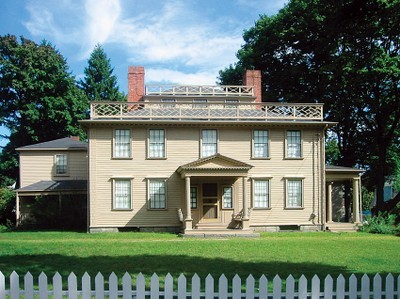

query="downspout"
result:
[320,125,328,230]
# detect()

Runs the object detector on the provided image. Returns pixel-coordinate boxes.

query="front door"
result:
[201,183,219,222]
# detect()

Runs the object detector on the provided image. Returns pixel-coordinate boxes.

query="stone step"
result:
[326,222,359,232]
[181,229,260,238]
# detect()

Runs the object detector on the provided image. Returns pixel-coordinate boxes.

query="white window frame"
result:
[54,154,68,176]
[193,98,208,108]
[252,178,271,209]
[286,178,304,209]
[148,129,166,159]
[222,186,233,209]
[252,129,269,158]
[147,178,167,210]
[286,130,302,158]
[201,129,218,158]
[224,99,239,109]
[161,98,176,108]
[190,186,198,209]
[113,129,132,158]
[112,178,132,210]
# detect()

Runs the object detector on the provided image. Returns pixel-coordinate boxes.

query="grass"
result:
[0,231,398,283]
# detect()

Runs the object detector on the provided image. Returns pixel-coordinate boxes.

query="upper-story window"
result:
[253,130,269,158]
[148,129,166,158]
[201,129,217,157]
[193,99,208,108]
[161,98,176,108]
[286,130,302,158]
[114,129,131,158]
[224,99,239,109]
[55,154,68,175]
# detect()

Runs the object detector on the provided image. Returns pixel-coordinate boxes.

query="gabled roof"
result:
[16,137,87,151]
[16,180,87,193]
[177,154,253,175]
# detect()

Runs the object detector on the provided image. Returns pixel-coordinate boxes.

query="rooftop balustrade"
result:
[145,85,254,96]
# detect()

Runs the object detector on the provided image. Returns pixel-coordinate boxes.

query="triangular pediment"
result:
[177,154,253,173]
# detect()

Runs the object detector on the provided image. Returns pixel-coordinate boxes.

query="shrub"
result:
[360,212,400,235]
[0,188,15,226]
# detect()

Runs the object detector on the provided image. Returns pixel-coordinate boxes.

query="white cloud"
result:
[146,68,219,85]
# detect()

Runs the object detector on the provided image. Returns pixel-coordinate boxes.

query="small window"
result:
[286,179,303,208]
[253,130,269,158]
[223,187,233,209]
[253,179,270,208]
[286,130,302,158]
[224,99,239,108]
[148,129,166,158]
[193,99,208,108]
[161,98,176,108]
[201,129,217,157]
[190,186,198,209]
[114,129,131,158]
[148,179,167,209]
[113,179,132,210]
[55,154,68,175]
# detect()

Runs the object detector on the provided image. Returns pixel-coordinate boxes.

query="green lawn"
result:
[0,231,398,282]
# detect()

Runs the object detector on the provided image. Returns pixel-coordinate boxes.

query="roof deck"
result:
[145,84,254,97]
[90,101,324,121]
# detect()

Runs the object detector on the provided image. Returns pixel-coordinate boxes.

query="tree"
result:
[218,0,400,213]
[79,44,125,101]
[0,35,88,186]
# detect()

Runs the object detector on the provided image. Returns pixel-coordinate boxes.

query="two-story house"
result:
[80,66,362,235]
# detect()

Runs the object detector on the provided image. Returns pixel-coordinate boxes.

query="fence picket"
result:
[311,274,320,299]
[24,272,34,299]
[136,273,146,299]
[336,274,345,299]
[178,273,187,299]
[191,274,201,299]
[95,272,105,299]
[385,273,394,299]
[68,272,78,299]
[109,272,118,299]
[349,274,357,299]
[361,274,370,299]
[122,272,132,299]
[324,275,333,299]
[273,275,282,299]
[53,272,62,299]
[218,274,228,299]
[164,273,173,299]
[38,272,48,299]
[10,271,19,299]
[285,275,295,299]
[150,273,160,299]
[0,272,4,299]
[397,275,400,298]
[205,274,214,299]
[298,275,307,299]
[82,272,91,299]
[246,275,255,299]
[259,275,268,299]
[373,273,382,299]
[232,274,241,299]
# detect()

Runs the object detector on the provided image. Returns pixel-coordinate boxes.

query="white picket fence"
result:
[0,271,399,298]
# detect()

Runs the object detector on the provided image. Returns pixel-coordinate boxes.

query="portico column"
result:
[241,176,250,229]
[352,178,361,223]
[184,176,193,230]
[327,182,333,223]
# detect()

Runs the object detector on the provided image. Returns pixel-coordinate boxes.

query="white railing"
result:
[1,271,398,298]
[90,102,324,121]
[145,85,254,96]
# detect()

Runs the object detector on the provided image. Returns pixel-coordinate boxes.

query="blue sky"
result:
[0,0,286,146]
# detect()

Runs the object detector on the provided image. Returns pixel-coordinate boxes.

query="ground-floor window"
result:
[253,179,270,208]
[223,186,233,208]
[113,179,132,210]
[148,179,167,209]
[286,179,303,208]
[190,186,198,209]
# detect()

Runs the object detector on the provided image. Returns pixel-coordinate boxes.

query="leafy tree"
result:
[79,44,125,101]
[218,0,400,213]
[0,35,88,186]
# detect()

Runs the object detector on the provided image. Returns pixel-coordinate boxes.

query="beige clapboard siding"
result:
[89,125,324,228]
[20,150,87,188]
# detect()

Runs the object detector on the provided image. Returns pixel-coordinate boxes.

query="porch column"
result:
[16,192,20,227]
[352,178,361,223]
[184,176,193,230]
[327,182,333,223]
[242,176,250,229]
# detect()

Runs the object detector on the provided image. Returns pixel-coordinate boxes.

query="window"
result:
[224,99,239,108]
[223,187,233,209]
[55,154,68,175]
[193,99,208,108]
[148,129,165,158]
[161,98,176,108]
[253,130,269,158]
[253,179,270,208]
[201,129,217,157]
[190,186,198,209]
[113,179,132,210]
[286,130,302,158]
[114,129,131,158]
[148,179,166,209]
[287,179,303,208]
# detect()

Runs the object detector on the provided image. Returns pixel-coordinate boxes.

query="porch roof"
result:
[326,165,364,181]
[16,180,87,195]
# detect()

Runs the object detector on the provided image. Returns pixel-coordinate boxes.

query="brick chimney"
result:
[70,136,80,141]
[128,66,145,102]
[243,70,262,103]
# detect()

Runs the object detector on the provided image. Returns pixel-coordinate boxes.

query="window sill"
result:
[284,207,304,210]
[112,209,133,211]
[283,157,304,160]
[148,208,168,211]
[112,157,133,160]
[54,174,69,177]
[222,208,234,210]
[252,207,272,210]
[251,157,271,160]
[146,157,167,160]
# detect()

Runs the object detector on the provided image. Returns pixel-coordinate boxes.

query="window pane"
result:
[115,129,131,158]
[202,130,217,157]
[193,99,208,108]
[115,180,131,209]
[224,99,239,109]
[149,129,165,158]
[223,187,233,208]
[254,180,269,208]
[287,130,301,158]
[149,180,166,209]
[55,154,67,174]
[287,180,302,207]
[190,187,197,209]
[253,130,268,158]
